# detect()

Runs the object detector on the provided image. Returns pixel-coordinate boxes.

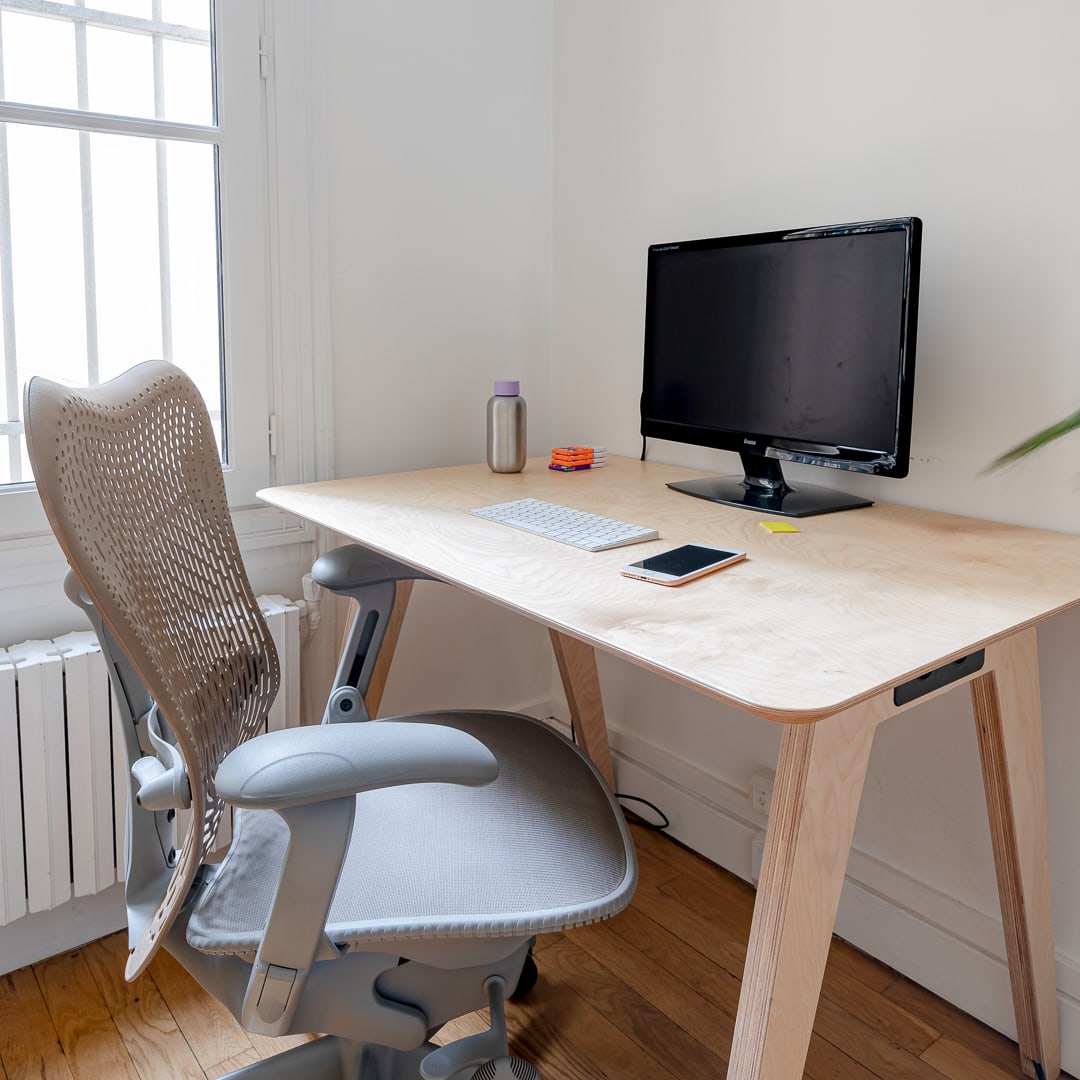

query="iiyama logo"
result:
[743,438,758,447]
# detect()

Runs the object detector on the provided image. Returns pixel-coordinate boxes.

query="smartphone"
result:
[619,543,746,586]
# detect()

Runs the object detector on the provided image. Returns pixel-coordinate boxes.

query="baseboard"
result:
[0,884,126,976]
[530,699,1080,1075]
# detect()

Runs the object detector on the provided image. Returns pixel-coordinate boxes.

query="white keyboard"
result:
[471,498,659,552]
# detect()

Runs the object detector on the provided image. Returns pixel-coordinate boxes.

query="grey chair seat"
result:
[187,711,635,957]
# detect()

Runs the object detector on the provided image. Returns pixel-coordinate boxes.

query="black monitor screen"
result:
[640,218,921,516]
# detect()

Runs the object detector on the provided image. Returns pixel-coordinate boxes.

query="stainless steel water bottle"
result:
[486,379,527,473]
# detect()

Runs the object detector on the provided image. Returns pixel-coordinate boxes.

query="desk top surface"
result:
[260,456,1080,722]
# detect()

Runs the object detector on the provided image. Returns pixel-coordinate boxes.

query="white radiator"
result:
[0,595,300,927]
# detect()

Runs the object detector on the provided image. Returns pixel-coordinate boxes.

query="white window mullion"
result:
[77,129,97,384]
[151,0,171,363]
[0,101,218,143]
[73,8,98,385]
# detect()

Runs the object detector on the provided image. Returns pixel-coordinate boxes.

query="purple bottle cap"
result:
[493,379,520,396]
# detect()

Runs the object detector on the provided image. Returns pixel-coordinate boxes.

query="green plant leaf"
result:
[985,408,1080,472]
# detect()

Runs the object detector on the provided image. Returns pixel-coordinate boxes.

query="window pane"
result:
[91,132,163,383]
[0,3,212,125]
[0,122,225,484]
[86,24,155,118]
[161,1,209,32]
[164,141,222,435]
[0,11,78,110]
[1,122,87,485]
[163,38,213,126]
[0,433,30,487]
[6,123,88,384]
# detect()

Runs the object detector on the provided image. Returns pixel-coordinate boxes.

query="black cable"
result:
[640,435,647,461]
[615,792,669,831]
[565,715,670,832]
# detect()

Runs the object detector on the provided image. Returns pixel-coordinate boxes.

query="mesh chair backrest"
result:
[24,361,280,978]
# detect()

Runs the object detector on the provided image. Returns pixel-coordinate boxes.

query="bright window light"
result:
[0,0,223,487]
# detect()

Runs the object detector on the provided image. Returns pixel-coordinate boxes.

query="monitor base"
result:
[667,475,872,518]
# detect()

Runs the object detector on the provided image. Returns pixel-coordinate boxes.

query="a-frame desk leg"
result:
[549,630,616,790]
[972,629,1060,1080]
[728,628,1060,1080]
[728,694,888,1079]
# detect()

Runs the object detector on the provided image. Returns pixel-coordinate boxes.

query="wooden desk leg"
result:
[971,629,1060,1080]
[548,630,616,790]
[363,580,414,720]
[728,696,886,1079]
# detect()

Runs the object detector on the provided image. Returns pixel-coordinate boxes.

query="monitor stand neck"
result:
[665,451,874,518]
[740,452,793,496]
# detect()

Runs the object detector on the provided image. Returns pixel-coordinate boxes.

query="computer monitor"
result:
[640,216,922,517]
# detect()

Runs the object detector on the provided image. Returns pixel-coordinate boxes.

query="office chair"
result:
[24,361,636,1080]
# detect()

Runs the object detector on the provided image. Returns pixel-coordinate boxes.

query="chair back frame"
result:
[24,360,280,978]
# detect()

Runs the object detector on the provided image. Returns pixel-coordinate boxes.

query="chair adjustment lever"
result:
[254,962,298,1025]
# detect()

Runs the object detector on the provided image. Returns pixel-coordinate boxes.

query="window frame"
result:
[0,0,318,546]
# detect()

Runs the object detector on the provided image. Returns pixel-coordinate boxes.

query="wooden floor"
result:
[0,822,1069,1079]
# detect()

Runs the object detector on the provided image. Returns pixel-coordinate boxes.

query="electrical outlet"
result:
[750,770,775,815]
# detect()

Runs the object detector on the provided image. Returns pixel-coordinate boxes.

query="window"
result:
[0,0,272,538]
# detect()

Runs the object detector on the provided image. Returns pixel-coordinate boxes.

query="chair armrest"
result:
[311,543,434,592]
[215,721,498,811]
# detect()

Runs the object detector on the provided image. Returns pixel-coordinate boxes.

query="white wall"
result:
[321,0,557,709]
[325,0,554,478]
[551,0,1080,1066]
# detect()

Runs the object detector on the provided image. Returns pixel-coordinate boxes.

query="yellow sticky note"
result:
[760,521,800,533]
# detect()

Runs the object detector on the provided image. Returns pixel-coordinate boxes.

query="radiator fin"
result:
[0,649,26,925]
[55,631,116,898]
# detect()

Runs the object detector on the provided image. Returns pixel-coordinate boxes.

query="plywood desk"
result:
[260,455,1080,1080]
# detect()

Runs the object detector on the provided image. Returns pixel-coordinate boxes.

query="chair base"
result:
[220,1035,445,1080]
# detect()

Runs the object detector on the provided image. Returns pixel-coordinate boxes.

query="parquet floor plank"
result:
[0,966,75,1080]
[35,948,140,1080]
[882,975,1034,1077]
[512,941,684,1079]
[819,963,940,1057]
[920,1036,1023,1080]
[537,933,726,1074]
[627,867,748,982]
[82,934,204,1080]
[827,937,899,995]
[812,994,949,1079]
[804,1032,881,1080]
[144,946,253,1073]
[2,822,1073,1079]
[571,905,741,1038]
